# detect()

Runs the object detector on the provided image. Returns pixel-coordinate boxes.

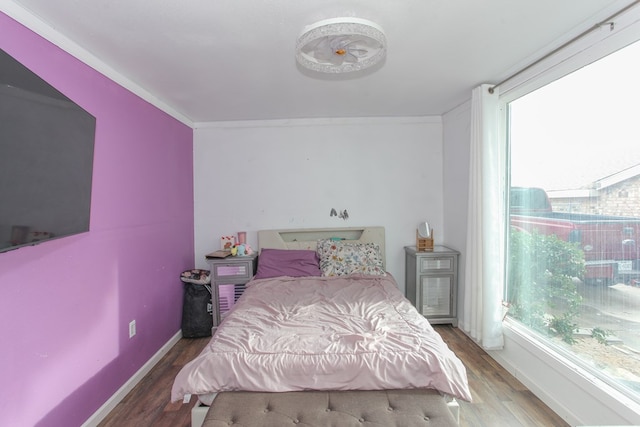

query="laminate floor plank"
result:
[98,336,209,427]
[97,326,569,427]
[436,325,570,427]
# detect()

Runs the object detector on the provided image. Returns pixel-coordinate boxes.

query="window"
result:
[506,40,640,399]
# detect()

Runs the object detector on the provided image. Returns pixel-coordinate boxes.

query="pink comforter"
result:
[171,274,472,402]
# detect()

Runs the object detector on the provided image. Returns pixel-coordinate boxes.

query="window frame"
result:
[494,7,640,423]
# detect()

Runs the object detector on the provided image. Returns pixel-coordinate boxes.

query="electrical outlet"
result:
[129,320,136,338]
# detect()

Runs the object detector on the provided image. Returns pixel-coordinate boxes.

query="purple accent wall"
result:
[0,13,194,427]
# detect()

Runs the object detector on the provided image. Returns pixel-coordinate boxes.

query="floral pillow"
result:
[317,239,386,277]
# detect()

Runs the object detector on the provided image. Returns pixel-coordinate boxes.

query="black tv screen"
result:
[0,48,96,252]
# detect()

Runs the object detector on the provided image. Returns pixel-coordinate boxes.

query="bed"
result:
[171,227,471,427]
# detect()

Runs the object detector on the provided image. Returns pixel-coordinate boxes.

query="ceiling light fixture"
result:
[295,17,387,74]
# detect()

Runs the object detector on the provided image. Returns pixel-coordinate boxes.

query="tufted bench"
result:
[201,389,458,427]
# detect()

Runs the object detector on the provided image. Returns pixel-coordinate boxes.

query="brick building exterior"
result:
[549,165,640,219]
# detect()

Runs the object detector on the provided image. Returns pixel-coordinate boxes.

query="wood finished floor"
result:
[98,325,569,427]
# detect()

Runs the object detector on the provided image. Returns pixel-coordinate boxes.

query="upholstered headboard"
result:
[257,226,386,268]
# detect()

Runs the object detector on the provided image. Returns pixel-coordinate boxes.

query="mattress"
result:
[171,274,471,402]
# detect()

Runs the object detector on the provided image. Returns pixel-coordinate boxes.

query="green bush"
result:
[507,229,585,344]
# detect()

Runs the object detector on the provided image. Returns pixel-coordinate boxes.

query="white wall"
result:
[193,117,444,291]
[442,100,471,290]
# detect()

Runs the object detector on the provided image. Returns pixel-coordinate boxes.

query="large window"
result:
[506,39,640,399]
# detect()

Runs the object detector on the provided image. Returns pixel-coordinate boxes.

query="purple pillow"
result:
[254,249,322,279]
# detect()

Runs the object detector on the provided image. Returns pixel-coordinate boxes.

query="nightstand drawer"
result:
[419,256,454,273]
[212,259,255,280]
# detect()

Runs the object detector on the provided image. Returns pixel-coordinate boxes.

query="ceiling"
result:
[2,0,634,125]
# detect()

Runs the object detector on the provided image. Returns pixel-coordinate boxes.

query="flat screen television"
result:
[0,48,96,253]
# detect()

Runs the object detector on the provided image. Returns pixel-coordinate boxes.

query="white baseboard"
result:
[81,330,183,427]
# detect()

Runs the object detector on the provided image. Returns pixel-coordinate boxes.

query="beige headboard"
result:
[257,226,386,268]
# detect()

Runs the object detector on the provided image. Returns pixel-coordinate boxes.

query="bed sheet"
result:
[171,274,471,402]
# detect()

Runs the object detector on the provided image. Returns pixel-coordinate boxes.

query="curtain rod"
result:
[488,0,640,94]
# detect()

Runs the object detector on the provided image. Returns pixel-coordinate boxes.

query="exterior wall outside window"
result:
[552,174,640,217]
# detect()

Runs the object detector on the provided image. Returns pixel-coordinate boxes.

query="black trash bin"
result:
[180,269,213,338]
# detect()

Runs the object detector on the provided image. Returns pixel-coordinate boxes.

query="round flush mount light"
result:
[295,17,387,74]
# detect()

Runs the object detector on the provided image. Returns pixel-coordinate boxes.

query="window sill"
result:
[492,318,640,425]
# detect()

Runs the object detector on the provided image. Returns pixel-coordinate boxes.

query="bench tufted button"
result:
[293,419,299,424]
[359,418,364,422]
[387,407,393,411]
[326,408,331,412]
[424,416,430,421]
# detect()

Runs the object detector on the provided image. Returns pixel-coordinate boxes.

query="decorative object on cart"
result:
[418,222,431,238]
[230,243,254,257]
[205,250,232,259]
[180,269,213,338]
[220,235,235,250]
[416,222,434,252]
[237,231,246,245]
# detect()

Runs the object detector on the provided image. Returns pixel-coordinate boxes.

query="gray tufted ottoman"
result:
[202,389,458,427]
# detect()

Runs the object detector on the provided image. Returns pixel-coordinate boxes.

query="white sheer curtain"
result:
[460,84,505,350]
